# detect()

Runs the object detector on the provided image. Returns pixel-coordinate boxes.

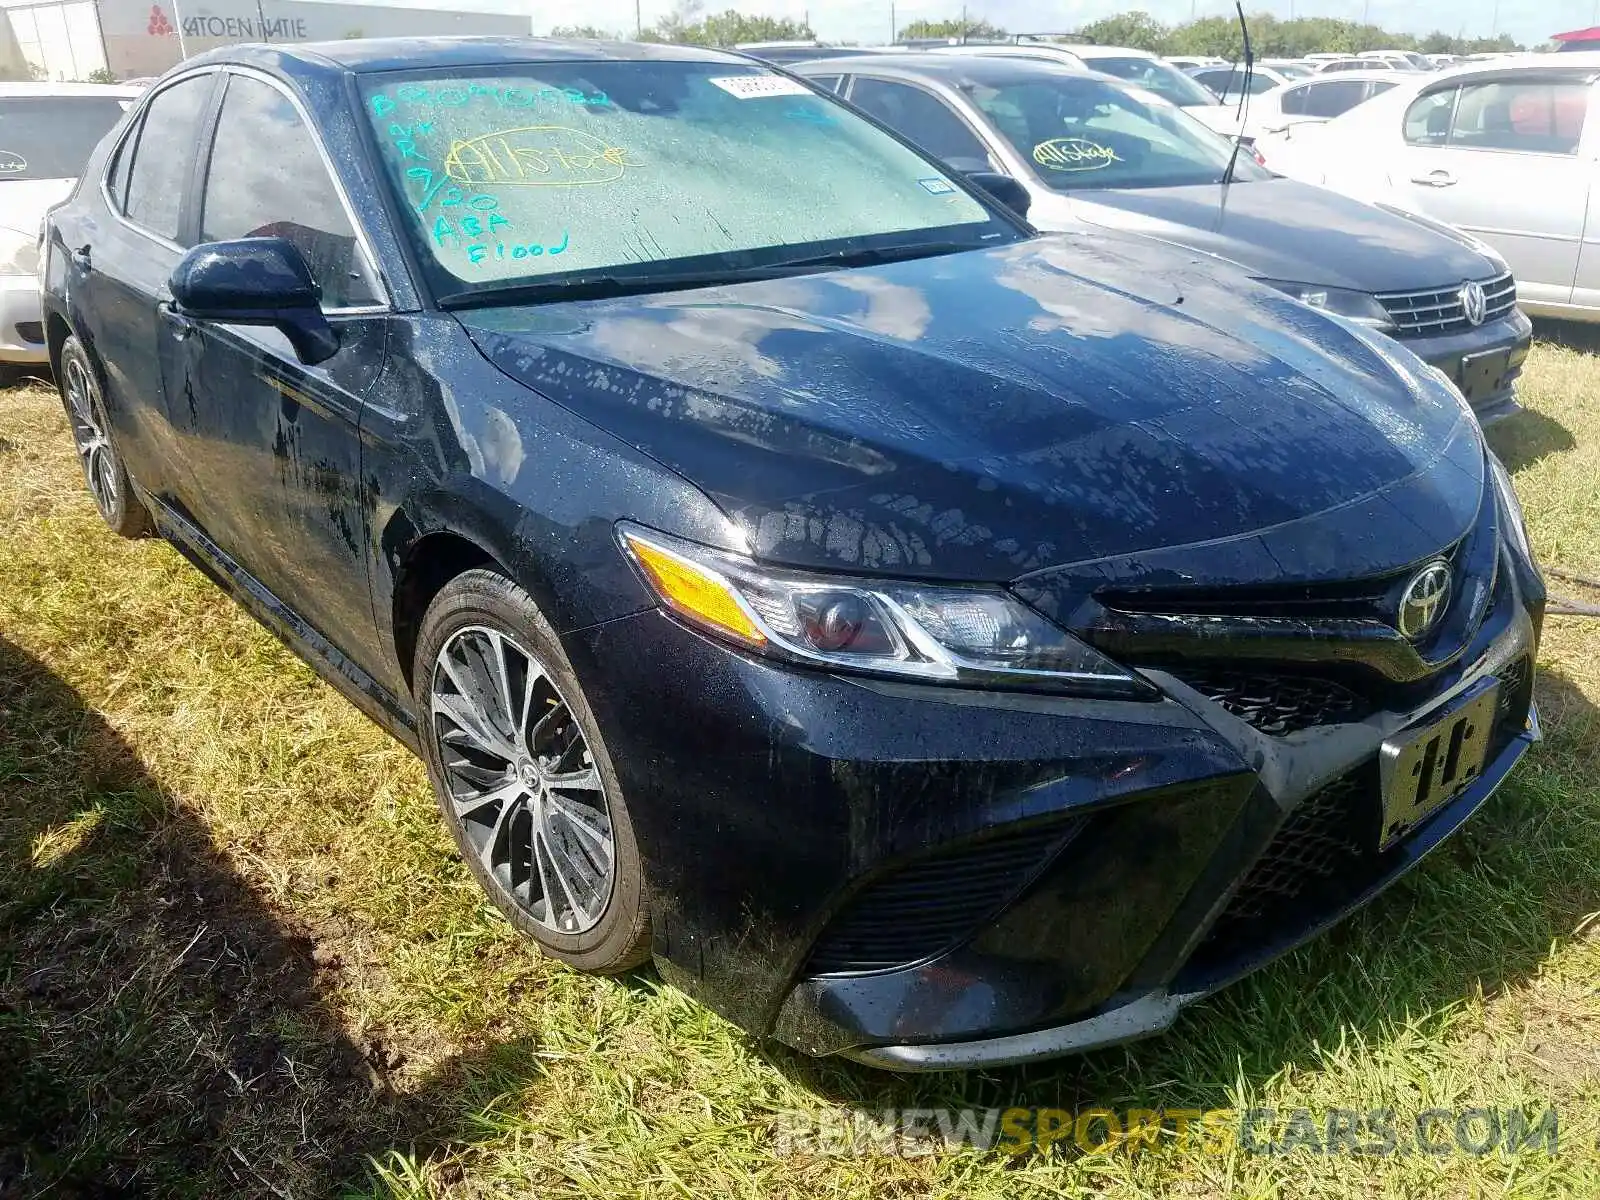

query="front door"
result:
[1395,77,1592,308]
[159,69,391,678]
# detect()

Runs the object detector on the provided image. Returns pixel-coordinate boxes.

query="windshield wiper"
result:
[761,239,990,272]
[436,241,989,310]
[437,267,782,309]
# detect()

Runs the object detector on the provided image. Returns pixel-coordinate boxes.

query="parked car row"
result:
[37,36,1543,1072]
[1262,52,1600,323]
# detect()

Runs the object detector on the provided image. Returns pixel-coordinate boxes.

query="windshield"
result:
[0,96,130,182]
[1081,57,1220,108]
[361,60,1015,300]
[965,74,1271,192]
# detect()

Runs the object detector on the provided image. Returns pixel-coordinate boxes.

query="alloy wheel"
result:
[64,355,118,519]
[429,624,616,935]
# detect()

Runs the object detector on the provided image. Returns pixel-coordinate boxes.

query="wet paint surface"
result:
[462,232,1478,583]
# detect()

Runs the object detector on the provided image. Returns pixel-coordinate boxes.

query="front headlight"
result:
[1258,279,1393,329]
[0,226,38,277]
[1489,454,1533,564]
[618,524,1154,699]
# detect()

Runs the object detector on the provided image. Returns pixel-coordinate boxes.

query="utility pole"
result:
[890,1,895,42]
[1491,0,1499,35]
[635,0,642,38]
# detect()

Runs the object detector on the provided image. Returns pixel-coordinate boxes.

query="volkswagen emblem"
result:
[1460,280,1488,327]
[1397,560,1453,640]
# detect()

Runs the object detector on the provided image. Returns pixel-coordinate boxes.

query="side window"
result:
[1279,84,1310,116]
[1192,69,1229,97]
[106,114,139,211]
[1404,88,1456,145]
[848,78,993,173]
[124,75,213,242]
[807,74,843,93]
[200,74,379,309]
[1292,81,1363,119]
[1449,80,1588,155]
[1365,80,1400,104]
[1246,72,1277,95]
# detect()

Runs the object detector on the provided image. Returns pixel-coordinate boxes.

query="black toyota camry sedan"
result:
[41,38,1542,1071]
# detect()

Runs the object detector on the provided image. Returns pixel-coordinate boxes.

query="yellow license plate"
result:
[1377,681,1499,851]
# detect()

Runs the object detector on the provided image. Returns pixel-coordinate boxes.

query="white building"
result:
[0,0,529,81]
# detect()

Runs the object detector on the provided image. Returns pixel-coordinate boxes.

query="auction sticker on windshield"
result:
[708,75,812,99]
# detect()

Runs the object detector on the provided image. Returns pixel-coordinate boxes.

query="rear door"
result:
[1562,84,1600,312]
[68,70,219,501]
[1394,74,1592,308]
[161,68,389,671]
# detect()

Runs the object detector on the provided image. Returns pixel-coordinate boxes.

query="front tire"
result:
[58,335,151,539]
[413,568,650,974]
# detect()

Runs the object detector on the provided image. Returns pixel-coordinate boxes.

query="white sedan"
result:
[1248,70,1406,139]
[1264,54,1600,321]
[0,82,140,366]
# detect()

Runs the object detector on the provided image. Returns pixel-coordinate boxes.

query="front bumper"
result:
[1399,308,1531,425]
[0,273,45,365]
[564,537,1542,1070]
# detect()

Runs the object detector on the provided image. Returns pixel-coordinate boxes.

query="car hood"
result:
[0,177,77,236]
[460,233,1483,585]
[1057,177,1495,293]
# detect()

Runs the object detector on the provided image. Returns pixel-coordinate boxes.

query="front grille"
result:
[1173,668,1372,735]
[1376,272,1516,337]
[1193,764,1378,966]
[14,320,42,345]
[804,819,1086,975]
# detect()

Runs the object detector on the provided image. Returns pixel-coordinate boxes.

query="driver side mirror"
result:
[964,171,1032,221]
[168,237,340,365]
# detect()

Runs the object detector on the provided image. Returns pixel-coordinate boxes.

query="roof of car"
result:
[1071,45,1157,59]
[0,81,143,98]
[795,52,1084,82]
[186,35,751,75]
[1277,69,1407,85]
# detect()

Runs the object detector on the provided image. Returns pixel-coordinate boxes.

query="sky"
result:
[296,0,1593,54]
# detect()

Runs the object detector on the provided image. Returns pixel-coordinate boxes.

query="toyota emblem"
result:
[1397,560,1453,640]
[1460,280,1487,327]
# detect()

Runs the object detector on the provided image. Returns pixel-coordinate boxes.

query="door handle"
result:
[69,243,91,270]
[1410,169,1457,187]
[159,305,194,340]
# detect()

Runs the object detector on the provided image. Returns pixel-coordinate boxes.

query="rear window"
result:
[0,96,130,181]
[1081,58,1219,108]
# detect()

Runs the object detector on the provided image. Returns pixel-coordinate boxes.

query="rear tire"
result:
[58,335,151,539]
[413,568,651,974]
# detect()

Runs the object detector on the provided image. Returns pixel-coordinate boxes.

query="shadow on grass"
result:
[1533,317,1600,355]
[0,634,524,1199]
[1485,405,1575,474]
[761,667,1600,1122]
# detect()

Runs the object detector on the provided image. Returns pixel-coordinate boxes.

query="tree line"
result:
[555,6,1527,55]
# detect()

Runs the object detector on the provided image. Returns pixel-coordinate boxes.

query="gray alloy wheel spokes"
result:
[430,625,615,935]
[64,356,117,517]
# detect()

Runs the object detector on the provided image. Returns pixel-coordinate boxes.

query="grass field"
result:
[1,335,1598,1199]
